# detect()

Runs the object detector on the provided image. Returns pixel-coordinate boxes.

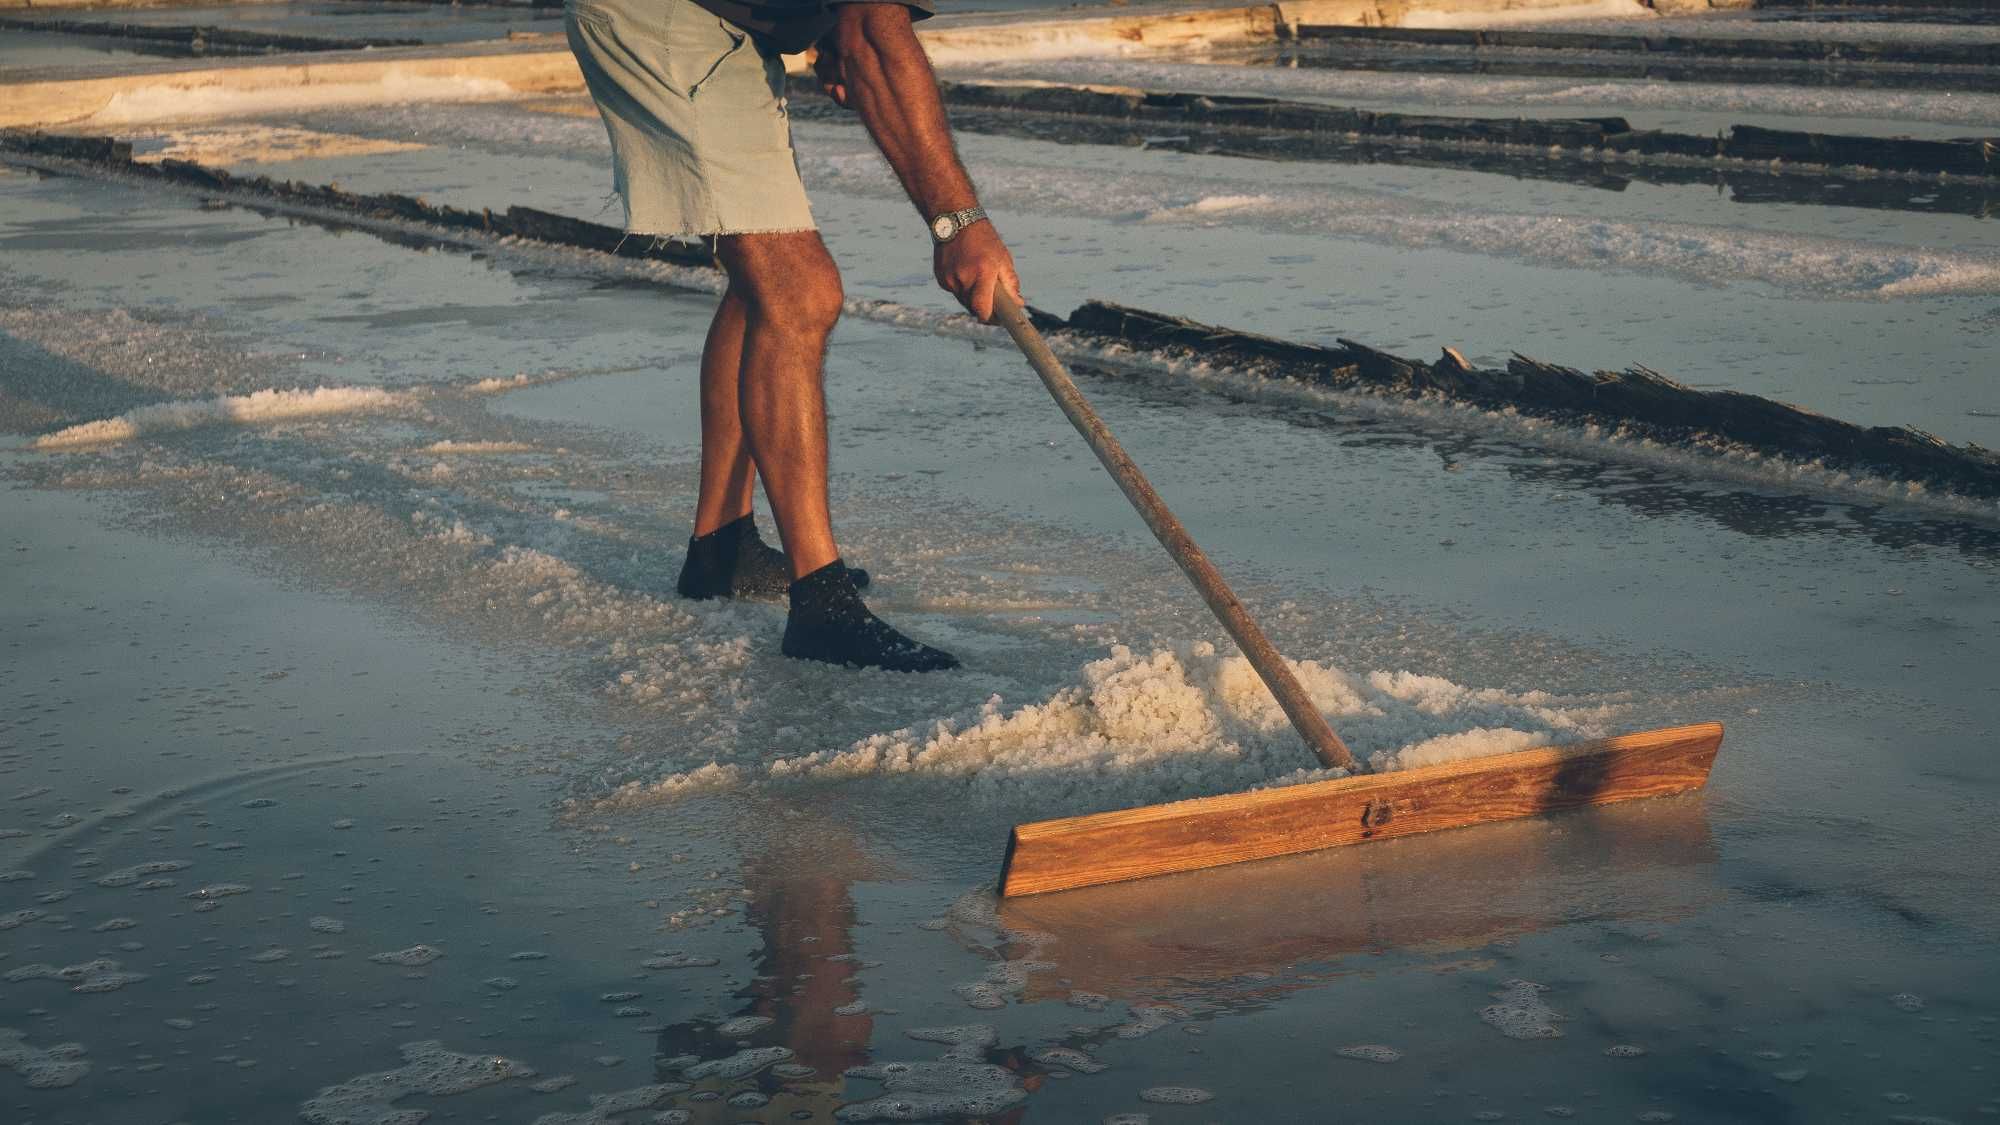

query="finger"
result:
[969,270,999,323]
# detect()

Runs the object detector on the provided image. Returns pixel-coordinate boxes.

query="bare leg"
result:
[691,288,757,537]
[713,231,844,580]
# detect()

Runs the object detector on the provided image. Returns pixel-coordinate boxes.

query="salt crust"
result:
[33,372,572,450]
[87,76,517,128]
[616,642,1611,808]
[34,386,402,449]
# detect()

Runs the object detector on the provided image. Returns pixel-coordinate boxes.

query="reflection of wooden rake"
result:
[991,290,1723,897]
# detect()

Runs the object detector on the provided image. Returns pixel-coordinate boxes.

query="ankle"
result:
[691,511,754,541]
[788,559,860,618]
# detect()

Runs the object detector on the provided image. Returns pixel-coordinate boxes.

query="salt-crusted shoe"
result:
[675,514,869,601]
[781,560,957,673]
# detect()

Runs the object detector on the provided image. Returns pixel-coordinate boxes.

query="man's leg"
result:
[691,288,756,538]
[713,230,843,580]
[678,288,869,601]
[712,230,957,673]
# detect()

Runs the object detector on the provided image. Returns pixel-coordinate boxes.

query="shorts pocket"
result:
[564,0,616,35]
[668,16,749,99]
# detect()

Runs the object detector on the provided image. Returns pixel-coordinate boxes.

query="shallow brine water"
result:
[3,45,1998,1125]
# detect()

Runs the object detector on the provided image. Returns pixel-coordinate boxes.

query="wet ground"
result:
[4,5,2000,1122]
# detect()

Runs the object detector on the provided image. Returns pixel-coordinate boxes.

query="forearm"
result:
[826,5,976,218]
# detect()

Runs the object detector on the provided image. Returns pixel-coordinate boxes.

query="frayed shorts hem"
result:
[631,224,820,240]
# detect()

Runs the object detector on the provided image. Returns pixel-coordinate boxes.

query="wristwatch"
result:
[928,206,987,244]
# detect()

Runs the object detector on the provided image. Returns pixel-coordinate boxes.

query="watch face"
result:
[931,215,956,241]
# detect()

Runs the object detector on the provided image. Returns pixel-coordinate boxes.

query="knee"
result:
[787,269,844,337]
[732,261,843,340]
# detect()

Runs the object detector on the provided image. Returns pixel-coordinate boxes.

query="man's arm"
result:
[818,3,1021,322]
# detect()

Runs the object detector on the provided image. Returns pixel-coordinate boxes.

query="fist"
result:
[934,221,1021,324]
[810,43,848,107]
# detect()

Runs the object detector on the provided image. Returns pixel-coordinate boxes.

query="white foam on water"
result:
[370,944,444,967]
[678,1046,792,1080]
[0,1028,89,1089]
[642,952,717,970]
[299,1041,528,1125]
[93,859,189,887]
[1480,979,1568,1040]
[1028,1045,1108,1074]
[5,959,147,993]
[713,1015,771,1037]
[836,1061,1026,1122]
[1138,1086,1215,1104]
[33,387,405,450]
[1335,1044,1404,1063]
[906,1024,997,1060]
[532,1082,689,1125]
[1110,1004,1188,1040]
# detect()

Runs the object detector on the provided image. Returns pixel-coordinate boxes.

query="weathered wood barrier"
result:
[1293,23,2000,68]
[1058,300,2000,500]
[0,130,715,269]
[889,101,1998,219]
[0,15,425,55]
[917,78,1998,179]
[4,129,1994,501]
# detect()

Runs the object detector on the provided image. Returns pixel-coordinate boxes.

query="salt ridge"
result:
[598,642,1619,810]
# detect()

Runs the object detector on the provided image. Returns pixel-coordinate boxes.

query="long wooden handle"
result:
[991,290,1360,773]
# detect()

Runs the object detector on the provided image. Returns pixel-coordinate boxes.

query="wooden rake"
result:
[990,289,1722,897]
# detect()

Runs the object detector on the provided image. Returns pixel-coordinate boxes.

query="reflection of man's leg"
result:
[711,232,959,673]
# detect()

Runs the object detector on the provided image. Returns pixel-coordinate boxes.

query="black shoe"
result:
[782,559,958,673]
[676,515,870,601]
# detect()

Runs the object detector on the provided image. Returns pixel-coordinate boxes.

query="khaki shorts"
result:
[564,0,817,237]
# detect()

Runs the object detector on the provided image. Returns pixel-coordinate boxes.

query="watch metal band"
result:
[930,206,988,243]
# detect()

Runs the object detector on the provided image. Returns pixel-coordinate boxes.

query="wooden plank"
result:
[1001,797,1720,998]
[999,722,1722,897]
